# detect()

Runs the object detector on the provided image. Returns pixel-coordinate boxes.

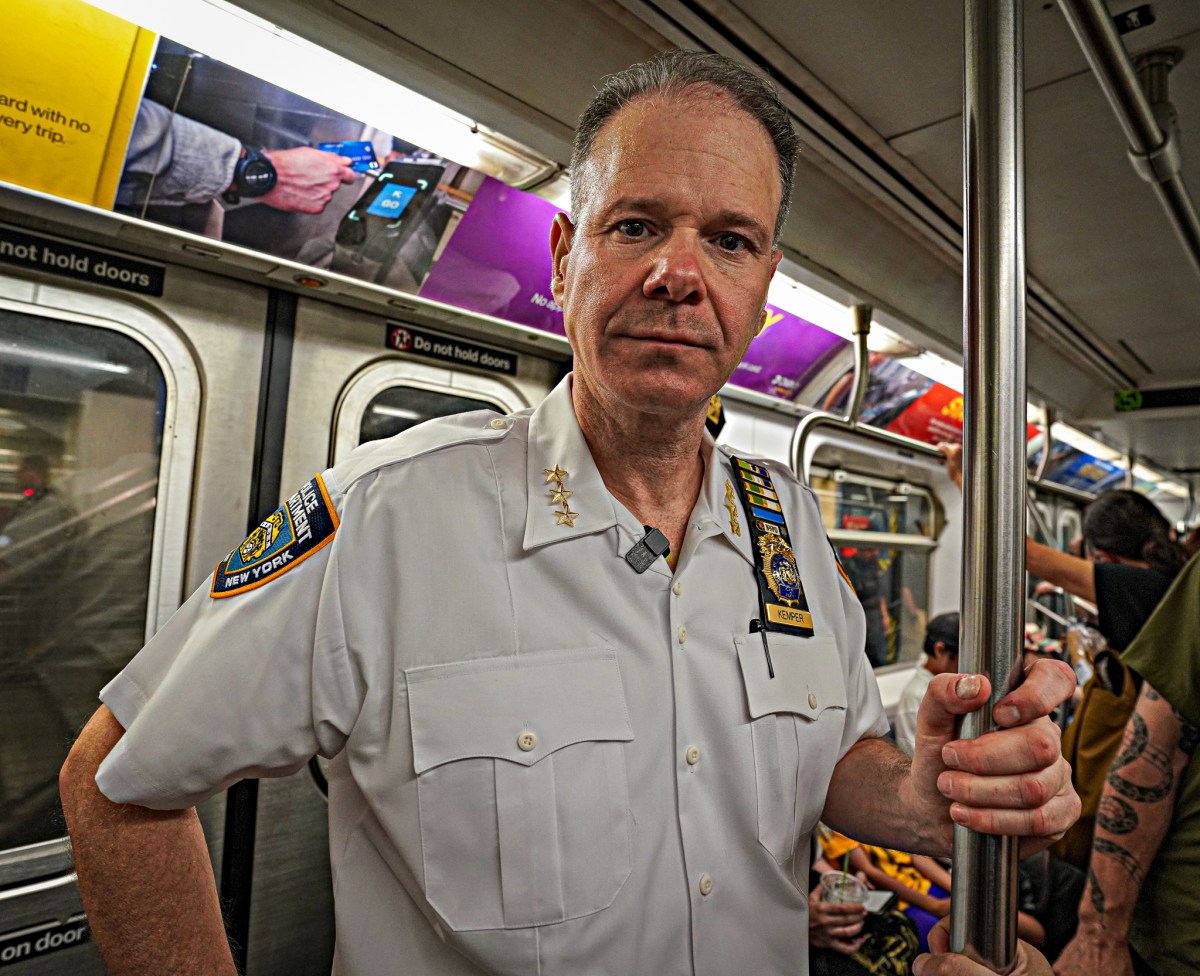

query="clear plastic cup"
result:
[819,871,868,904]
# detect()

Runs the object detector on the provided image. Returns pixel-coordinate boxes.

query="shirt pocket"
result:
[405,647,634,931]
[734,632,848,863]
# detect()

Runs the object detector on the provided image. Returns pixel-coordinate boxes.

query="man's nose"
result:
[643,232,706,304]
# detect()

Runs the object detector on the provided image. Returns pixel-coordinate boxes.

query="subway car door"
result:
[0,261,273,974]
[240,294,561,976]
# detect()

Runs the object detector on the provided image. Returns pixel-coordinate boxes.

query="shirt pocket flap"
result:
[735,633,848,721]
[406,647,633,773]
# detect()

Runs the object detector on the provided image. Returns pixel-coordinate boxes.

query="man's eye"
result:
[715,233,748,253]
[616,219,649,238]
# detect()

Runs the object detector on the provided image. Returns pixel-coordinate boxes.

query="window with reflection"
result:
[358,386,504,445]
[810,471,935,668]
[0,310,164,850]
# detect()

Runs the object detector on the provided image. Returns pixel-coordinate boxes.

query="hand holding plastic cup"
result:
[819,870,868,904]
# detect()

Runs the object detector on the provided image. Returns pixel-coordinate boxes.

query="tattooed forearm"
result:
[1107,711,1175,803]
[1111,712,1149,770]
[1093,837,1146,886]
[1097,795,1138,835]
[1087,867,1106,917]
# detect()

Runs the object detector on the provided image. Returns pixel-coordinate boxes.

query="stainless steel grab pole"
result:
[951,0,1026,967]
[1057,0,1200,281]
[842,305,873,424]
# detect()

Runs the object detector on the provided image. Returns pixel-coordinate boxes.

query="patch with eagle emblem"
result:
[211,474,339,598]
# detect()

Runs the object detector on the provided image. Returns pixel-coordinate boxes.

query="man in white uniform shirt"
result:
[895,613,961,757]
[60,51,1077,976]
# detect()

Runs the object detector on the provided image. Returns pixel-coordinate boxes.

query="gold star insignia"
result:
[555,507,579,527]
[544,465,569,483]
[549,487,573,505]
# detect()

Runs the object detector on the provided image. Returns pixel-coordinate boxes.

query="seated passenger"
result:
[808,853,919,976]
[819,825,1046,952]
[894,612,959,756]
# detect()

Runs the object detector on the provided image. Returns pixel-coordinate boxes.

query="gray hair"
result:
[570,50,798,246]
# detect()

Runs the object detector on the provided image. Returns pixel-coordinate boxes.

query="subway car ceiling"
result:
[211,0,1200,473]
[7,0,1199,488]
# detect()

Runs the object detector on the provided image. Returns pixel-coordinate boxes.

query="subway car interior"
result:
[1,0,1198,972]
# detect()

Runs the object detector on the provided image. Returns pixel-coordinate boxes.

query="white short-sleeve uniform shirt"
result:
[97,376,888,976]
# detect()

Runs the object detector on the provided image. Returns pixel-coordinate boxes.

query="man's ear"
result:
[755,249,784,336]
[549,213,575,305]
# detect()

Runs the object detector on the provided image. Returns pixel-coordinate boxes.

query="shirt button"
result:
[517,731,537,752]
[672,580,682,596]
[489,418,507,430]
[685,746,700,765]
[808,693,818,709]
[677,625,687,645]
[699,874,714,896]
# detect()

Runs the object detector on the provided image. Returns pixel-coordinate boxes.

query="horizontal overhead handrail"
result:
[790,410,945,487]
[826,529,938,551]
[1027,476,1096,505]
[793,410,1106,511]
[1057,0,1200,282]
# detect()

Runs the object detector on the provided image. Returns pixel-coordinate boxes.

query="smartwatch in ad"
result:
[223,147,277,204]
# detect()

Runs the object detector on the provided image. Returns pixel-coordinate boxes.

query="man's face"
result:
[550,88,783,418]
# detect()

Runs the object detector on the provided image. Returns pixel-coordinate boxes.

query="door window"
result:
[359,386,504,444]
[810,471,936,668]
[0,309,165,850]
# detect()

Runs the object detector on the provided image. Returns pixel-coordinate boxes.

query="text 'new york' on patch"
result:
[211,474,339,598]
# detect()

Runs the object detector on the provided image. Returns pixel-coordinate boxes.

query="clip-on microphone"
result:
[625,526,671,574]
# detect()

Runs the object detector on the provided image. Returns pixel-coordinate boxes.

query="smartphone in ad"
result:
[318,140,380,172]
[334,160,445,262]
[863,889,898,914]
[365,183,418,219]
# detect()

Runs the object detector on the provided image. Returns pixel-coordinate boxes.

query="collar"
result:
[523,376,625,553]
[523,376,753,568]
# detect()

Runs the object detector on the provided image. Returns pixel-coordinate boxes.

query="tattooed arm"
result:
[1053,683,1198,976]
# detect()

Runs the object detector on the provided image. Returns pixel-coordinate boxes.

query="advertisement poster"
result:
[819,355,936,428]
[418,177,564,335]
[0,0,153,207]
[1034,449,1124,492]
[111,37,484,293]
[729,307,847,399]
[884,382,965,446]
[1,0,852,407]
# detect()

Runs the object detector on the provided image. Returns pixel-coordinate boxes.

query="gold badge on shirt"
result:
[724,479,741,537]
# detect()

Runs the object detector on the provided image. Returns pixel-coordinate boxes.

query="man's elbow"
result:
[60,706,125,821]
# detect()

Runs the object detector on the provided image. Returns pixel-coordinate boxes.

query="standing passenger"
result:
[894,612,960,756]
[1053,552,1200,976]
[939,443,1189,869]
[60,52,1077,976]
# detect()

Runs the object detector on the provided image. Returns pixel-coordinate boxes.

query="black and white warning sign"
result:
[0,226,164,296]
[386,323,517,376]
[0,915,90,968]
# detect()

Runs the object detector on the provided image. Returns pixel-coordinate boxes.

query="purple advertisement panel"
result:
[418,176,565,335]
[729,308,848,399]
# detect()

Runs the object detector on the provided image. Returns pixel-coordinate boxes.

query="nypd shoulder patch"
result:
[211,474,339,598]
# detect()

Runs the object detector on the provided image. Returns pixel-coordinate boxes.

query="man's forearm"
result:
[822,736,948,856]
[1076,684,1193,941]
[60,707,236,976]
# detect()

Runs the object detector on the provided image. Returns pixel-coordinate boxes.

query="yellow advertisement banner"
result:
[0,0,155,208]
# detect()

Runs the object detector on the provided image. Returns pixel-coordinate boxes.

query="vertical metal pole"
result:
[952,0,1026,968]
[842,304,873,425]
